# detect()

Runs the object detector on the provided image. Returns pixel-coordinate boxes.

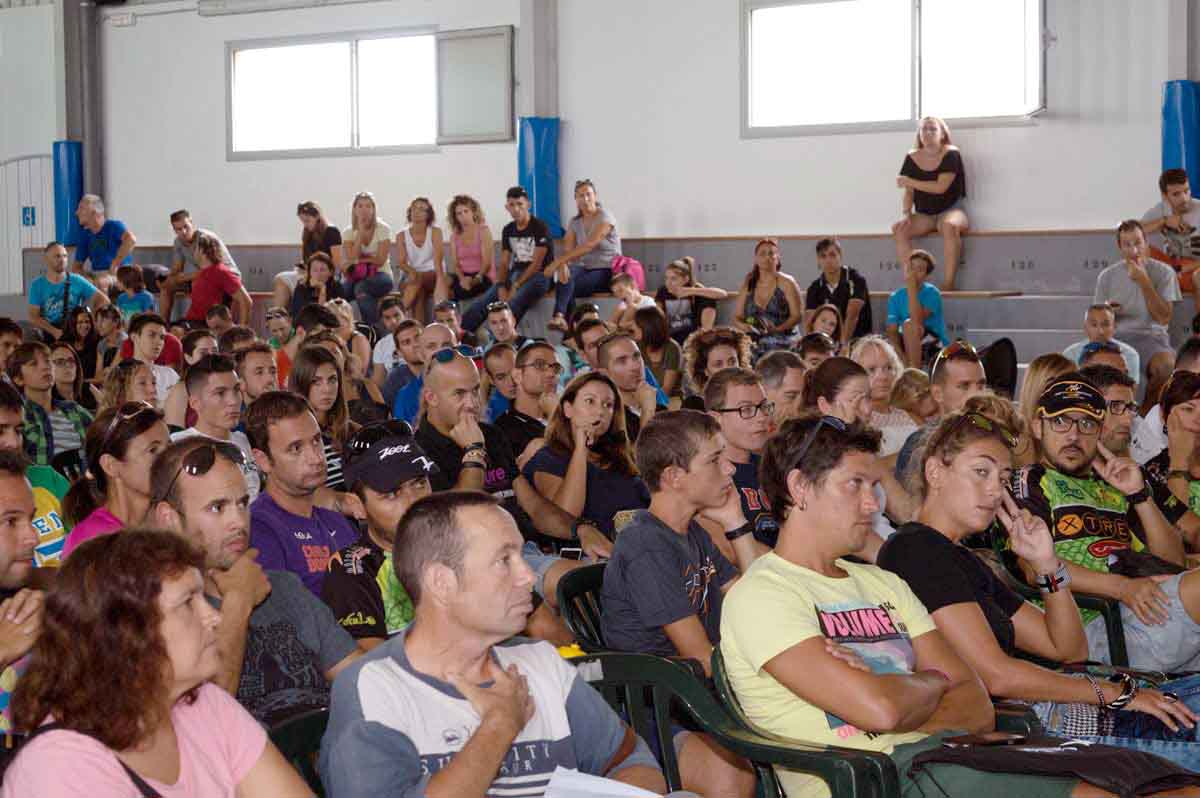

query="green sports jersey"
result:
[1007,463,1147,624]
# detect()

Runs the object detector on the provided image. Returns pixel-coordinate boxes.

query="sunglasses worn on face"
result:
[159,441,245,504]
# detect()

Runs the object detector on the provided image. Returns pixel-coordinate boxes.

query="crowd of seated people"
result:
[15,122,1200,796]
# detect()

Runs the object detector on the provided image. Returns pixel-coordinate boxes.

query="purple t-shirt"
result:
[61,507,123,559]
[249,492,358,595]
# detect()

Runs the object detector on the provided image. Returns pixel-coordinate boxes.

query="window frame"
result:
[224,25,513,161]
[738,0,1047,139]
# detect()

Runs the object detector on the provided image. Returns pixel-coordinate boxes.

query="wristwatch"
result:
[570,517,602,541]
[724,521,754,541]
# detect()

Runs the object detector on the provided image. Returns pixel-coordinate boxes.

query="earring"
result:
[798,498,807,511]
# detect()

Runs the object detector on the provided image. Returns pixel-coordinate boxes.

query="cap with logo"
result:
[1036,378,1107,421]
[343,434,440,494]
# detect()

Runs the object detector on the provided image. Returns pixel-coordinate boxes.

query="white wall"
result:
[100,0,520,246]
[99,0,1169,244]
[557,0,1169,237]
[0,5,56,160]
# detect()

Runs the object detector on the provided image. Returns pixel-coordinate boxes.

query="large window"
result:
[227,26,511,160]
[742,0,1044,136]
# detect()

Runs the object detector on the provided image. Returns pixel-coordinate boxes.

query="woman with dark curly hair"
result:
[3,529,311,796]
[522,372,648,540]
[680,326,752,410]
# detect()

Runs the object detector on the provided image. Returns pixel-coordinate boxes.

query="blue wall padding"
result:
[518,117,562,238]
[52,141,83,246]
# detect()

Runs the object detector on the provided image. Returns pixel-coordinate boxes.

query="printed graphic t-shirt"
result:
[720,553,935,798]
[734,454,780,548]
[322,535,414,640]
[249,492,359,596]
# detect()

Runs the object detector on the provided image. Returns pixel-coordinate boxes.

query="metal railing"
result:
[0,153,52,296]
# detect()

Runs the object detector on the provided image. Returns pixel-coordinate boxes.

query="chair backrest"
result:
[267,707,329,796]
[355,322,378,348]
[51,448,84,482]
[555,562,607,652]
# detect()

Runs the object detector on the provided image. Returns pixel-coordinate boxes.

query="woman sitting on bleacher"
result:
[733,238,803,360]
[395,196,444,324]
[545,180,622,332]
[324,296,372,377]
[288,252,345,318]
[61,306,101,382]
[340,191,394,327]
[51,342,96,414]
[877,398,1200,770]
[303,330,388,427]
[892,115,969,290]
[805,302,843,343]
[522,372,648,541]
[654,256,727,345]
[97,359,159,414]
[443,194,494,318]
[288,345,359,491]
[680,326,752,410]
[61,402,169,558]
[632,306,683,400]
[2,530,311,797]
[163,329,218,430]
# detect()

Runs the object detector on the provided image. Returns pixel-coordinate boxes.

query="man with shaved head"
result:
[391,322,461,425]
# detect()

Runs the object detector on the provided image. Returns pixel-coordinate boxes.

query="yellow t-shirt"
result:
[719,553,936,798]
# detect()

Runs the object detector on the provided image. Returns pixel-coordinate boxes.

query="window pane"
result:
[749,1,911,128]
[358,35,437,147]
[232,42,351,152]
[921,0,1041,119]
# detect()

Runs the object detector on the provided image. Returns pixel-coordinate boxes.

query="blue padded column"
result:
[52,140,83,246]
[1163,80,1200,180]
[518,117,562,237]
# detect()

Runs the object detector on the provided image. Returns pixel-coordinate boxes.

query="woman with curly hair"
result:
[97,359,159,414]
[680,326,752,410]
[395,196,445,323]
[289,345,359,491]
[444,194,494,315]
[3,529,311,796]
[733,238,803,360]
[522,371,647,540]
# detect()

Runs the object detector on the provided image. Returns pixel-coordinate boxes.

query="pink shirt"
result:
[1,684,267,798]
[61,507,123,558]
[452,229,485,277]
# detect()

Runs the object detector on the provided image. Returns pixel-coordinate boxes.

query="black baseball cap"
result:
[1036,378,1106,421]
[343,432,439,493]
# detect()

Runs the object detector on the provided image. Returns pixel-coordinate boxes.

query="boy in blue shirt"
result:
[886,249,949,368]
[71,194,135,294]
[114,266,156,321]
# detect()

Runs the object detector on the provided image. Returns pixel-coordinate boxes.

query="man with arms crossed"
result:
[320,491,670,798]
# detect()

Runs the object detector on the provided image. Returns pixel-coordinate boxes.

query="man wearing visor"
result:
[1005,375,1200,672]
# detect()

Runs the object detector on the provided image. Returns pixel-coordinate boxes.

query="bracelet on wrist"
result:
[1105,673,1138,711]
[1169,469,1192,482]
[1036,560,1071,594]
[1125,485,1151,506]
[724,521,754,542]
[570,517,601,541]
[1084,674,1108,715]
[460,460,486,472]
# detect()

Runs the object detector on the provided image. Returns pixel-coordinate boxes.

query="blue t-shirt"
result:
[76,219,133,272]
[522,446,649,540]
[886,282,949,346]
[27,274,98,326]
[392,374,424,425]
[115,289,156,321]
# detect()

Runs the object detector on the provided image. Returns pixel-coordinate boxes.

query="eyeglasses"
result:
[1105,399,1134,416]
[713,400,775,421]
[486,301,511,314]
[50,357,76,368]
[158,441,245,505]
[98,401,157,455]
[520,357,563,376]
[795,415,848,465]
[434,300,459,312]
[1044,414,1101,436]
[929,339,980,378]
[346,420,415,457]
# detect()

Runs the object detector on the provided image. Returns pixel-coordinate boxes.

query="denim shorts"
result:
[521,540,558,599]
[1085,571,1200,673]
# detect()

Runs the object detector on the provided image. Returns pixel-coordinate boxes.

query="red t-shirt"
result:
[186,262,243,322]
[119,331,182,368]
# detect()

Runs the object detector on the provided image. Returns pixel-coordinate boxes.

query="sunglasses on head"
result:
[159,441,245,505]
[265,308,290,320]
[950,412,1018,449]
[929,339,980,378]
[795,415,848,466]
[98,401,158,455]
[347,420,415,456]
[430,345,479,365]
[434,300,459,312]
[486,301,511,314]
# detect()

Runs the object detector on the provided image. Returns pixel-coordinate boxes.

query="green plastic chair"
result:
[576,651,900,798]
[268,708,328,796]
[556,562,607,652]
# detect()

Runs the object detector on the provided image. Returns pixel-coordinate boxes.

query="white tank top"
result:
[403,227,436,273]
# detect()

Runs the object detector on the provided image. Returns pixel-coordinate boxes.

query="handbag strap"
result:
[25,722,163,798]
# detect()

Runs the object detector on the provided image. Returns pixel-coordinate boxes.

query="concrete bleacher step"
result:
[965,328,1082,364]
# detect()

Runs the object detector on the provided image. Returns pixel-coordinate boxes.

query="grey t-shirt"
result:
[1142,199,1200,260]
[568,207,621,270]
[600,509,738,658]
[1092,258,1181,335]
[173,228,241,276]
[207,569,356,726]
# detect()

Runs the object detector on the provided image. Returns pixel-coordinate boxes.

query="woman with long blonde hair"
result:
[341,191,395,326]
